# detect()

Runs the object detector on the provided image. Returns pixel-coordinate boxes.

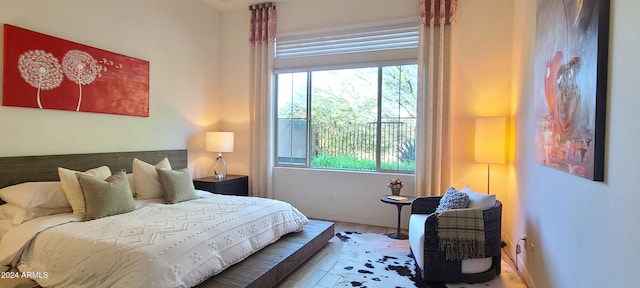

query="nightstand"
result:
[193,175,249,196]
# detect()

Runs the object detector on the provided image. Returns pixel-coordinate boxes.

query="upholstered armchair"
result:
[409,196,502,283]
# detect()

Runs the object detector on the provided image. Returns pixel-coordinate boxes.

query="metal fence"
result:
[312,121,415,163]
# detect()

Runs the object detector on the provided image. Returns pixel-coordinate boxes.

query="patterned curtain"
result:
[415,0,457,197]
[249,3,276,198]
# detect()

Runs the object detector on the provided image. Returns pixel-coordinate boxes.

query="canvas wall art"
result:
[534,0,609,181]
[2,24,149,117]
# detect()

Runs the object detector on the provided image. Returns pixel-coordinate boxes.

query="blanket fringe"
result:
[438,238,485,261]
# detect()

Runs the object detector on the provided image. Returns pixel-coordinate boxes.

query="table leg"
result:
[387,204,408,240]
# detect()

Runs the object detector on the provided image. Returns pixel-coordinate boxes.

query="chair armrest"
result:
[411,196,441,214]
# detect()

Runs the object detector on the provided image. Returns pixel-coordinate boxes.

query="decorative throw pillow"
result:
[132,158,172,199]
[77,170,136,221]
[0,181,70,209]
[436,186,470,213]
[460,186,496,210]
[0,203,71,225]
[58,166,112,215]
[157,168,198,204]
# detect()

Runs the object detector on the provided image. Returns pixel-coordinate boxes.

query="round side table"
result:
[380,195,415,239]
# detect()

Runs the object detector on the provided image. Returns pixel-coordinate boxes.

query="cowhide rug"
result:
[328,231,525,288]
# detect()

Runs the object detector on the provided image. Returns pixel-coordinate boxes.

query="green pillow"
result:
[77,170,136,220]
[157,168,198,204]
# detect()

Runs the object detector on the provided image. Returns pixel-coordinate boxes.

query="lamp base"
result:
[213,153,227,179]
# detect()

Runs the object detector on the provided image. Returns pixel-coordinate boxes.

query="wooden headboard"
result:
[0,149,188,191]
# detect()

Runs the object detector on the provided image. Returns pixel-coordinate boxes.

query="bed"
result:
[0,150,334,288]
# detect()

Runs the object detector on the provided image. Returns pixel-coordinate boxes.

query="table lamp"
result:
[206,132,234,179]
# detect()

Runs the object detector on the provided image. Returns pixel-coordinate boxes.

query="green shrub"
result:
[311,154,415,171]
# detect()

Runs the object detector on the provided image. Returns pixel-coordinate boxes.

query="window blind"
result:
[274,19,418,72]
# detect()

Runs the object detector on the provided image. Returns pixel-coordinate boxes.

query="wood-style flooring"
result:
[275,221,527,288]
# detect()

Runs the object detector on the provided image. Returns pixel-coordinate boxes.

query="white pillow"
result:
[461,186,496,210]
[127,173,135,197]
[58,166,112,215]
[132,158,171,199]
[0,181,70,209]
[0,203,72,225]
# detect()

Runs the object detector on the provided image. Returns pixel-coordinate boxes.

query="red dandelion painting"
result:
[3,24,149,117]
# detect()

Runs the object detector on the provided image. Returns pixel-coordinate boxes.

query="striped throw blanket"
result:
[436,208,485,261]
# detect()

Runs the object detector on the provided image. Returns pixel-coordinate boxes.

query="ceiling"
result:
[199,0,281,12]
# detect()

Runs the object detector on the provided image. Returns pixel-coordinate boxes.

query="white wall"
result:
[511,0,640,287]
[225,0,640,286]
[6,0,638,286]
[219,8,251,175]
[0,0,223,175]
[219,0,515,228]
[275,0,423,228]
[220,0,419,228]
[448,0,514,240]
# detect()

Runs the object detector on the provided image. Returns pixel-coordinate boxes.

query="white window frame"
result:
[273,19,419,173]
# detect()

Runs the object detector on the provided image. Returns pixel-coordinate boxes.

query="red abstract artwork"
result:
[534,0,608,181]
[2,24,149,117]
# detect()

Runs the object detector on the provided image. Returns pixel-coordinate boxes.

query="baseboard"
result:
[308,211,407,230]
[502,233,536,288]
[517,256,536,288]
[501,232,517,272]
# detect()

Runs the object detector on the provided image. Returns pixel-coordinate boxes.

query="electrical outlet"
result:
[516,235,527,255]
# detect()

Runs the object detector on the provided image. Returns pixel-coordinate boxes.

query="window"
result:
[274,19,418,173]
[276,64,417,172]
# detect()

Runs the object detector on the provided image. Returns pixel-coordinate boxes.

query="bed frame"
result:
[0,149,334,288]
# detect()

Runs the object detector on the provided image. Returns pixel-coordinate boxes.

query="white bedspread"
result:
[0,193,308,288]
[0,220,14,240]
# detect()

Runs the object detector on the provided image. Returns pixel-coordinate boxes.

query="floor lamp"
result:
[474,117,506,194]
[206,132,234,179]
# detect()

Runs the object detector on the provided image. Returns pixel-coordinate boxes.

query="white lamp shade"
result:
[474,117,506,164]
[206,132,234,153]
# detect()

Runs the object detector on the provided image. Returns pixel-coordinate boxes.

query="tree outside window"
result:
[276,64,417,172]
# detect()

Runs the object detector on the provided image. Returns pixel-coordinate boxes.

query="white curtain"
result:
[249,3,276,198]
[415,0,457,197]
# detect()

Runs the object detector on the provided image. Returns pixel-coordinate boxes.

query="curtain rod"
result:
[249,2,274,11]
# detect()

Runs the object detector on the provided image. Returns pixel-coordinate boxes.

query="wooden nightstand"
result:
[193,175,249,196]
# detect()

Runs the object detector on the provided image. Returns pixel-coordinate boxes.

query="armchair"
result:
[409,196,502,283]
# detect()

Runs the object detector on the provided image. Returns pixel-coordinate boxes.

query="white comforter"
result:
[0,192,308,288]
